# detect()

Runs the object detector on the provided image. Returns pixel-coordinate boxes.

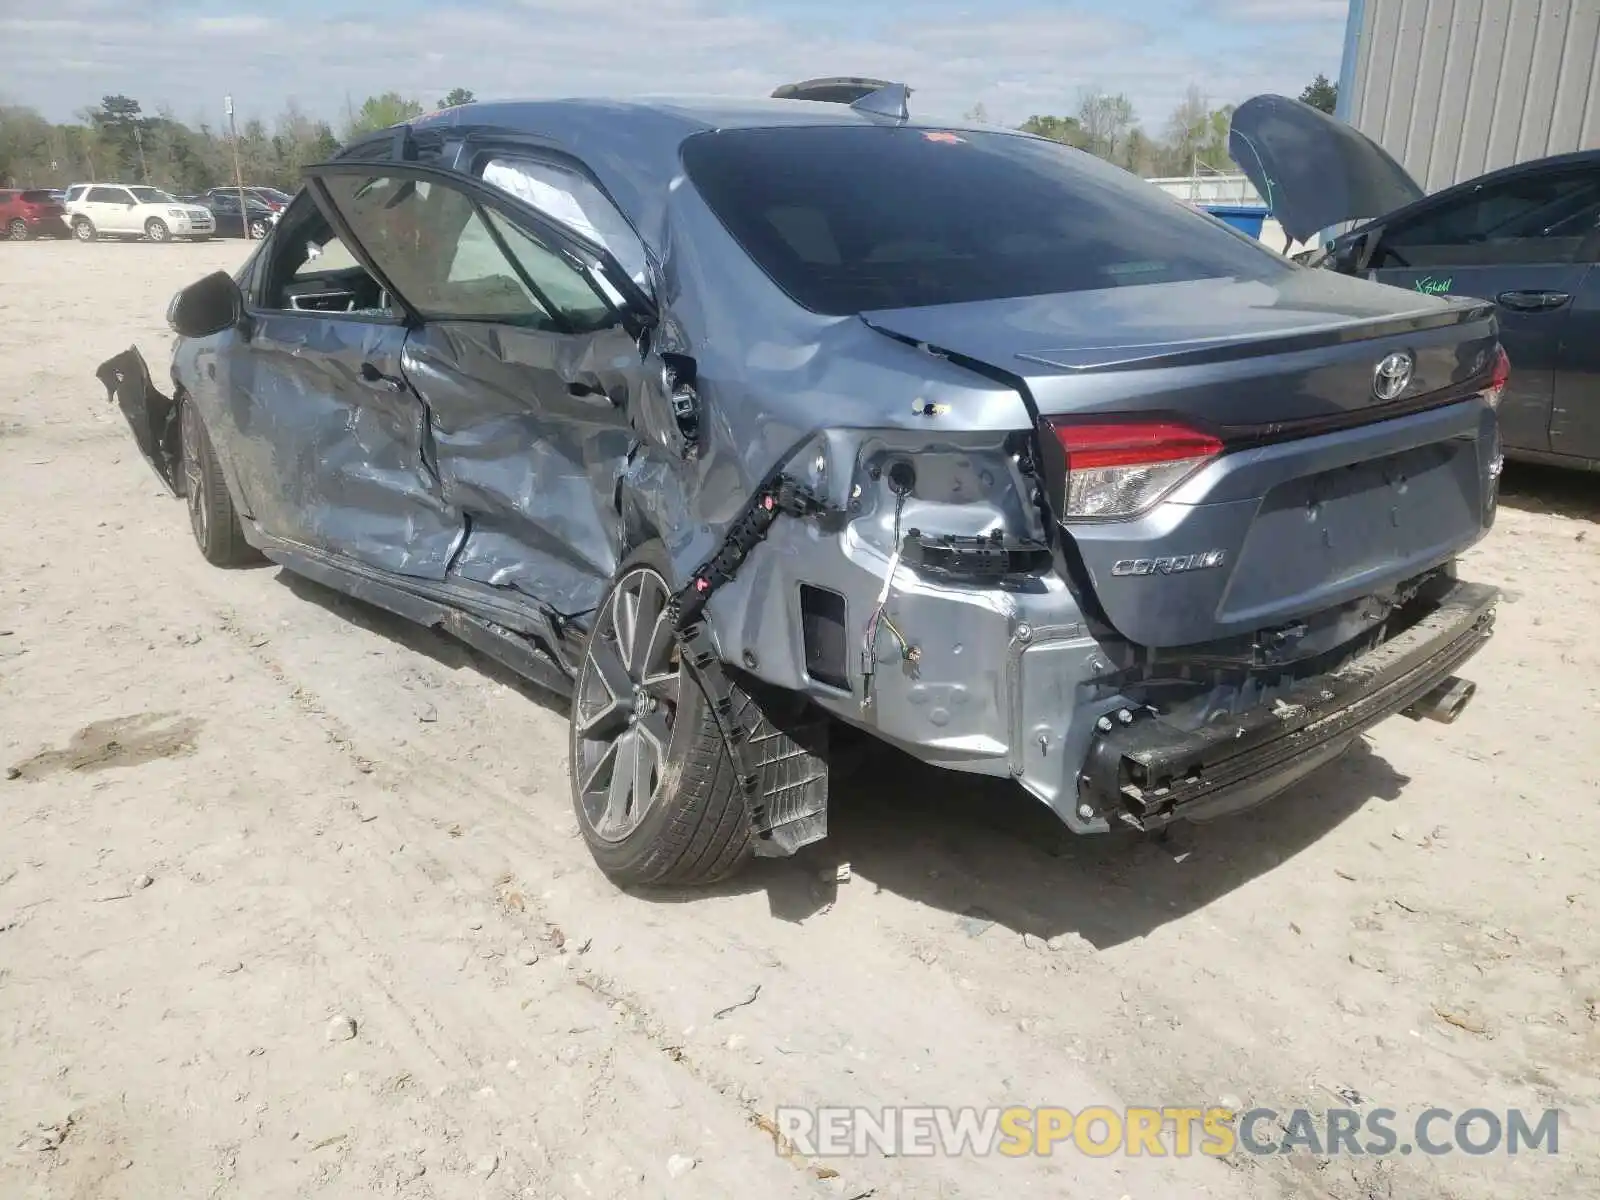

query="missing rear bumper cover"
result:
[1078,579,1498,830]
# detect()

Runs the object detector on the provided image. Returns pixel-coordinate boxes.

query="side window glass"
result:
[481,156,649,286]
[1378,172,1600,268]
[87,187,121,204]
[322,173,620,331]
[255,196,394,318]
[479,209,616,330]
[294,235,360,277]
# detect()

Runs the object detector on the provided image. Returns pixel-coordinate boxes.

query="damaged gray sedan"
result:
[97,82,1505,886]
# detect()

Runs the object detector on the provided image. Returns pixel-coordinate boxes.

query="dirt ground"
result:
[2,240,1598,1200]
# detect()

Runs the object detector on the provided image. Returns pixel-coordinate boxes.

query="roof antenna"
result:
[850,81,911,122]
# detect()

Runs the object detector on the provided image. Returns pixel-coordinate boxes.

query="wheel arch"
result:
[172,381,256,520]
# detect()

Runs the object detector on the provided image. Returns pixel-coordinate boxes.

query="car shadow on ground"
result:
[712,733,1409,948]
[1499,462,1600,522]
[275,570,572,716]
[272,567,1410,951]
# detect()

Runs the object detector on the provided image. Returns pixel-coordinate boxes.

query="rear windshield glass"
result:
[20,190,56,202]
[680,125,1290,315]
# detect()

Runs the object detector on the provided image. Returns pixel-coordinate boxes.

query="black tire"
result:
[178,393,258,566]
[7,218,28,242]
[569,542,760,886]
[72,217,95,242]
[145,218,170,243]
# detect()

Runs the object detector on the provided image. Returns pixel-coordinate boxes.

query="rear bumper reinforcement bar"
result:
[1079,579,1499,829]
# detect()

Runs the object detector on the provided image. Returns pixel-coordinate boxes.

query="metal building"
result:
[1337,0,1600,193]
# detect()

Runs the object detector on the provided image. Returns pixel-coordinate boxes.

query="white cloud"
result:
[194,15,279,35]
[1202,0,1348,23]
[0,0,1343,133]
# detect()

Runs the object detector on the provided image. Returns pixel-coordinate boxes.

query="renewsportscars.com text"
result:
[772,1105,1562,1158]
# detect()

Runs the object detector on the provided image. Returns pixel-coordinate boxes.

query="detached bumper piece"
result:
[671,473,837,857]
[1079,579,1499,830]
[95,346,181,494]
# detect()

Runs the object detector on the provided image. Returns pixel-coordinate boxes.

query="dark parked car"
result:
[193,190,280,239]
[245,186,293,212]
[95,82,1503,886]
[0,188,70,240]
[1232,94,1600,471]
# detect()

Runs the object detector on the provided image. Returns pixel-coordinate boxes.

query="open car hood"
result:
[1229,94,1426,245]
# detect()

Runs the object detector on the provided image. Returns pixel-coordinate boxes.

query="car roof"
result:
[406,93,988,138]
[1341,147,1600,240]
[347,93,1029,253]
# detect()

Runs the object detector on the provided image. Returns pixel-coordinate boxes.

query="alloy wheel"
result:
[573,567,683,843]
[146,219,169,243]
[7,219,27,242]
[179,399,209,547]
[73,220,93,242]
[249,219,268,239]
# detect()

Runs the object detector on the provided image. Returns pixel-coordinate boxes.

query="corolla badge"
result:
[1111,550,1226,577]
[1372,351,1414,401]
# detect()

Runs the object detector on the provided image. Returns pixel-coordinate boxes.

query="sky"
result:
[0,0,1349,133]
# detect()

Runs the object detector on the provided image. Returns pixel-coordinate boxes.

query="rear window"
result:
[20,190,56,202]
[680,125,1289,315]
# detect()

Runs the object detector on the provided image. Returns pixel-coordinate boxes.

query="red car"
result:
[0,189,70,241]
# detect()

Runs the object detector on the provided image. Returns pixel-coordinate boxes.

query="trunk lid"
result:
[861,273,1502,648]
[1228,94,1425,245]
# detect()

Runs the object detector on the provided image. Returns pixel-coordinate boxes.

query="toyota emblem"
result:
[1373,351,1414,401]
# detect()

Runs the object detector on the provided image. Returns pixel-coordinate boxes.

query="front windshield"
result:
[129,186,178,204]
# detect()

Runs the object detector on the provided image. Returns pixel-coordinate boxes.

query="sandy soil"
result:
[2,239,1598,1200]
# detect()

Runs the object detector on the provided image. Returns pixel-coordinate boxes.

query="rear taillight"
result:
[1045,419,1223,520]
[1485,344,1510,409]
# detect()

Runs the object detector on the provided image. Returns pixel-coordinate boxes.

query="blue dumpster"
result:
[1201,204,1269,238]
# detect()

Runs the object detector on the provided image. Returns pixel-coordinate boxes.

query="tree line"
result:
[996,74,1336,177]
[0,88,470,194]
[0,77,1335,194]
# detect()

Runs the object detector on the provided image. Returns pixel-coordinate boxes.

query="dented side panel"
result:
[401,321,642,617]
[198,313,462,579]
[645,179,1041,596]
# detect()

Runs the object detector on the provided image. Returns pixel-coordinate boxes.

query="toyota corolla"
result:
[95,80,1504,886]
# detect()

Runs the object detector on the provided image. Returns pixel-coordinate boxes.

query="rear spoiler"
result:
[771,77,893,104]
[771,77,912,121]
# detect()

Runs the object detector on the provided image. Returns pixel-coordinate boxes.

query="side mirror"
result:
[167,270,245,339]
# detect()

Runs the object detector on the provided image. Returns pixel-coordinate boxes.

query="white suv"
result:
[63,184,216,243]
